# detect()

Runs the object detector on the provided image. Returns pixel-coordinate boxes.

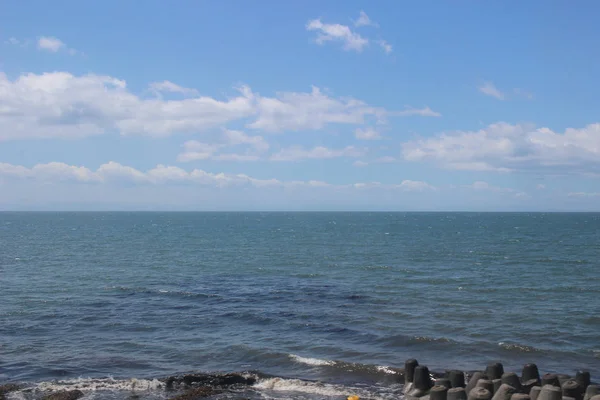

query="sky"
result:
[1,0,600,211]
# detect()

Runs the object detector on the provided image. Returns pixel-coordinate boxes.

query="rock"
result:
[476,380,494,394]
[511,394,531,400]
[0,384,21,400]
[492,379,502,394]
[41,390,84,400]
[168,387,219,400]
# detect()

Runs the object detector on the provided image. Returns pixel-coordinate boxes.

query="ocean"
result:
[1,212,599,399]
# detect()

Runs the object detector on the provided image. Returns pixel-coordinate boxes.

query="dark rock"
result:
[448,387,468,400]
[541,374,560,387]
[0,384,21,400]
[468,387,492,400]
[431,385,449,400]
[168,387,219,400]
[466,373,488,395]
[521,365,540,385]
[448,371,466,388]
[415,366,433,390]
[486,364,505,381]
[41,390,85,400]
[171,373,255,387]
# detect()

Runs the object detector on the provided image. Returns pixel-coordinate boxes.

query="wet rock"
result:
[521,365,540,385]
[166,373,256,388]
[41,390,84,400]
[0,384,21,400]
[168,387,220,400]
[576,371,591,391]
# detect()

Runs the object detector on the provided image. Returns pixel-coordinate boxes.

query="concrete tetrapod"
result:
[448,371,466,388]
[576,371,591,391]
[493,380,503,394]
[408,365,433,398]
[511,394,531,400]
[557,375,572,387]
[541,374,560,388]
[448,388,468,400]
[430,385,450,400]
[468,388,493,400]
[590,395,600,400]
[476,380,495,394]
[486,364,505,381]
[562,379,583,400]
[466,373,489,396]
[529,386,542,400]
[522,365,541,384]
[404,359,419,394]
[492,384,517,400]
[537,385,562,400]
[584,385,600,400]
[501,373,523,393]
[436,379,452,389]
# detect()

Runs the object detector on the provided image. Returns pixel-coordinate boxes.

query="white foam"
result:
[254,377,349,397]
[33,377,165,393]
[289,354,334,366]
[376,365,398,374]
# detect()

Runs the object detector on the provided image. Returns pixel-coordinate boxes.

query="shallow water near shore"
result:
[1,212,599,399]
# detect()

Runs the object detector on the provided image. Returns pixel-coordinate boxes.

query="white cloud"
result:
[478,81,505,100]
[248,85,387,132]
[177,129,269,162]
[536,184,546,190]
[306,18,369,52]
[354,11,378,27]
[568,192,600,198]
[395,106,441,117]
[5,37,26,46]
[270,145,364,161]
[0,161,435,193]
[37,36,66,52]
[355,127,382,140]
[513,88,534,100]
[402,122,600,174]
[378,40,392,54]
[0,72,404,140]
[353,160,369,167]
[149,80,199,96]
[375,156,396,163]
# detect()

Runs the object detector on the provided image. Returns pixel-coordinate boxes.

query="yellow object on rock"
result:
[347,396,360,400]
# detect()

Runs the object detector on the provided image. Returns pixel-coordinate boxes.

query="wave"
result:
[497,342,543,353]
[289,354,334,366]
[254,377,401,399]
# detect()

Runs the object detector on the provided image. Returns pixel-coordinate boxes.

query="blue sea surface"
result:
[1,212,599,398]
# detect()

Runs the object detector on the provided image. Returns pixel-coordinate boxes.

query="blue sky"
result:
[1,0,600,210]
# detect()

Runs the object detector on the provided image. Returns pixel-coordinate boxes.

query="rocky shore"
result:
[1,360,598,400]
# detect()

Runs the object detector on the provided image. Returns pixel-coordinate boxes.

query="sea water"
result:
[1,212,599,399]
